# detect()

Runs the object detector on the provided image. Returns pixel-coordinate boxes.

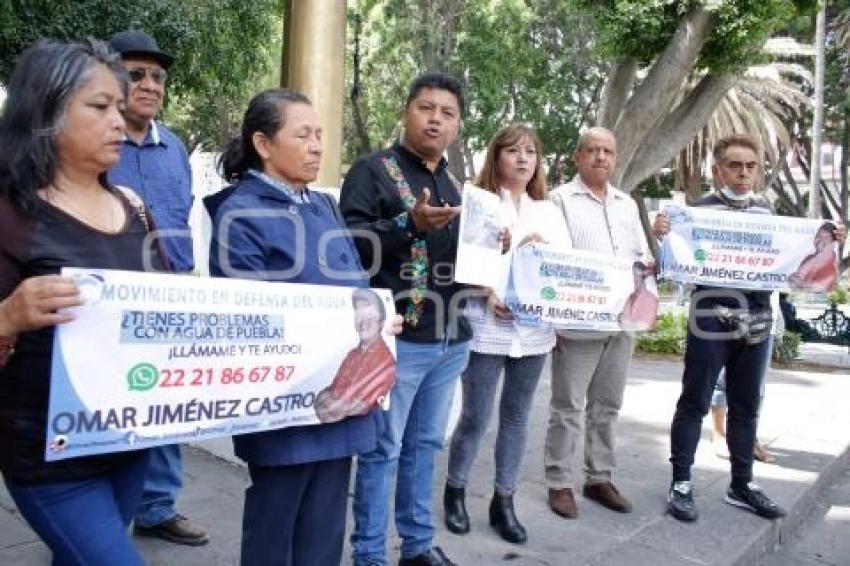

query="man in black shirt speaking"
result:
[340,72,470,566]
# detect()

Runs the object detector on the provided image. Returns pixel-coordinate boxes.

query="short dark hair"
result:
[352,288,386,323]
[0,39,127,213]
[218,88,311,182]
[405,72,465,115]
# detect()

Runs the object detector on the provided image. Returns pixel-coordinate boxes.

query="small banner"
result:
[454,183,504,288]
[506,244,658,331]
[659,205,840,292]
[46,268,397,460]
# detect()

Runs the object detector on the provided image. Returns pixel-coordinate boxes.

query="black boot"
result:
[489,492,527,544]
[443,484,470,534]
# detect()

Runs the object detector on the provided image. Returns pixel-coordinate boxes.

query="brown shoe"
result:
[134,514,209,546]
[548,488,578,519]
[583,482,633,513]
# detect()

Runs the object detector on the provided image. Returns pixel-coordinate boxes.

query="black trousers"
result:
[669,314,769,484]
[241,457,352,566]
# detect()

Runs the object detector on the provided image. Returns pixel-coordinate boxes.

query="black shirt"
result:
[340,143,471,343]
[0,189,164,484]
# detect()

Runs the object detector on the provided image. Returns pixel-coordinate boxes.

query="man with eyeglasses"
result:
[107,29,207,546]
[653,134,845,523]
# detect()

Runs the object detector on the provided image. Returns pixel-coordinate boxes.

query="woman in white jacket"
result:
[443,124,571,544]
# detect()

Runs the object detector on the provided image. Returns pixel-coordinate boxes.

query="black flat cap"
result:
[109,29,174,69]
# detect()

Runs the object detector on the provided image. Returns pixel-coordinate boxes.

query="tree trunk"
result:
[796,151,838,219]
[632,187,659,259]
[548,152,563,187]
[447,136,466,182]
[677,140,705,203]
[462,137,475,180]
[611,5,715,185]
[349,12,372,156]
[619,73,737,193]
[596,59,637,128]
[840,108,849,272]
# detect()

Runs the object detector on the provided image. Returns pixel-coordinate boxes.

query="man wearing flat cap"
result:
[107,29,207,546]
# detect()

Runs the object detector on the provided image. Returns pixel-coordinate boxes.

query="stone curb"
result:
[731,441,850,566]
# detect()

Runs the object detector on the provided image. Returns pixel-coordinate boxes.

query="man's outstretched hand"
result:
[409,188,460,233]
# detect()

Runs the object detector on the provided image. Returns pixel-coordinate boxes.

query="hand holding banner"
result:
[659,205,839,292]
[506,244,658,332]
[46,268,397,460]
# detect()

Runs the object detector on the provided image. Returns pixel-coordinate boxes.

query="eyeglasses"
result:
[723,160,758,172]
[127,67,168,85]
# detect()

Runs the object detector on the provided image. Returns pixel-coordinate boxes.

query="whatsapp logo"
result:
[540,286,557,301]
[694,248,708,262]
[128,363,159,391]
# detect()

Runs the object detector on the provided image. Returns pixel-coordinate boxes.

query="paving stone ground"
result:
[2,348,849,565]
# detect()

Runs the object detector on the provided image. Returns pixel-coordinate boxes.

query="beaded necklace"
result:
[381,153,462,327]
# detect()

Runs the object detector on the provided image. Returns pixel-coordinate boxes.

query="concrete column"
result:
[282,0,346,188]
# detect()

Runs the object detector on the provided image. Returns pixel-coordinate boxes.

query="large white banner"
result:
[506,244,658,331]
[659,205,840,292]
[46,269,396,461]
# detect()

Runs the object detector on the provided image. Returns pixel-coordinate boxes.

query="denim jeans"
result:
[4,451,149,566]
[447,351,547,494]
[351,338,470,564]
[134,444,181,527]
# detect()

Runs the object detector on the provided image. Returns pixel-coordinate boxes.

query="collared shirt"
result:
[549,176,648,339]
[340,142,470,344]
[108,121,194,272]
[247,169,310,204]
[549,176,648,260]
[467,191,572,357]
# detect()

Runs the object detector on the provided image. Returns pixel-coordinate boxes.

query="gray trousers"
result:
[447,351,547,495]
[544,333,634,488]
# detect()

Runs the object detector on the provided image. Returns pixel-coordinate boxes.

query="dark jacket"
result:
[339,143,471,344]
[204,175,376,466]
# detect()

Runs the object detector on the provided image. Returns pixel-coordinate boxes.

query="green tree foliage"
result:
[0,0,281,151]
[343,0,605,181]
[574,0,816,72]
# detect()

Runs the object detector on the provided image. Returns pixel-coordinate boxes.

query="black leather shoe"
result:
[443,484,470,534]
[398,546,456,566]
[488,492,527,544]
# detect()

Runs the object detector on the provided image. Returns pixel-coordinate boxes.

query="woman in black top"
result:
[0,40,164,565]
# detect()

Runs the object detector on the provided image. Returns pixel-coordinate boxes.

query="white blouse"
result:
[466,191,573,357]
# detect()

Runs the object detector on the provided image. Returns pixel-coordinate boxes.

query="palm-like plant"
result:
[673,57,812,203]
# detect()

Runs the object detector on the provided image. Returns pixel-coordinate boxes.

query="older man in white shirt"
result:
[545,127,649,519]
